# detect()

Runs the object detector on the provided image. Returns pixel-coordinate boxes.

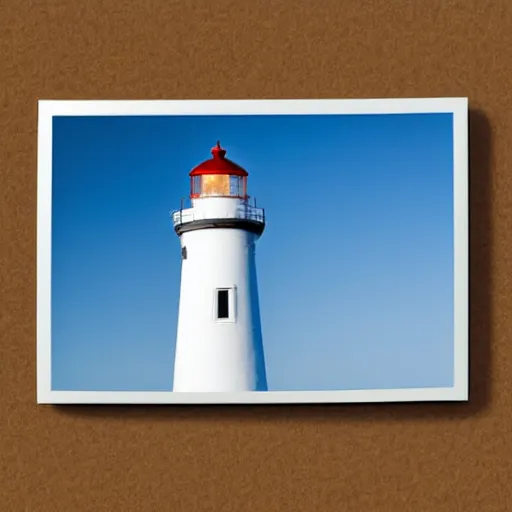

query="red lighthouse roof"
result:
[189,142,249,177]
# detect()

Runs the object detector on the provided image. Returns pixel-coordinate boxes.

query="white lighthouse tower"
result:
[171,142,268,392]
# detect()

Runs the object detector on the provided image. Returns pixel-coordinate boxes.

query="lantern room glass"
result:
[191,175,247,198]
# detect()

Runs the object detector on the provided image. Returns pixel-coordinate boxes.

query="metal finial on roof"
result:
[211,141,226,159]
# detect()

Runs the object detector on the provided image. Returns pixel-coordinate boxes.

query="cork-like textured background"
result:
[0,0,510,510]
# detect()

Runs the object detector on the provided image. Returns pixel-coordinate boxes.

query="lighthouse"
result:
[171,142,268,392]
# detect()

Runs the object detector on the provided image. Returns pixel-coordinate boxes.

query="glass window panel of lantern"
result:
[229,176,242,196]
[201,174,230,196]
[191,176,201,195]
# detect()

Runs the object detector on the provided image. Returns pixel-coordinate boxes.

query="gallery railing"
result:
[171,201,265,228]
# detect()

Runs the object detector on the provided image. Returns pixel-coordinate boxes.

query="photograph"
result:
[36,98,468,404]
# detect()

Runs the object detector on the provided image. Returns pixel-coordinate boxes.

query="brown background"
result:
[0,0,509,510]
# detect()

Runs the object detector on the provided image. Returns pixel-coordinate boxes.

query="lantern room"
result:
[189,142,249,199]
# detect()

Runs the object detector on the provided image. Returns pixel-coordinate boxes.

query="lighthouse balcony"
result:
[171,203,266,236]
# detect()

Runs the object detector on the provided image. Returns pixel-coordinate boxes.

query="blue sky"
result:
[51,112,454,392]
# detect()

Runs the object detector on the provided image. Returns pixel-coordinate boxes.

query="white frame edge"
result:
[36,97,469,405]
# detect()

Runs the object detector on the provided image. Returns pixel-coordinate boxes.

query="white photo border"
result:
[36,97,469,405]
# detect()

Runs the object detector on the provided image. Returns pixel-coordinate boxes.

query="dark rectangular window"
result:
[217,289,229,319]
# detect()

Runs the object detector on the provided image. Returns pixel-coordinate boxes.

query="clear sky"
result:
[51,111,454,392]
